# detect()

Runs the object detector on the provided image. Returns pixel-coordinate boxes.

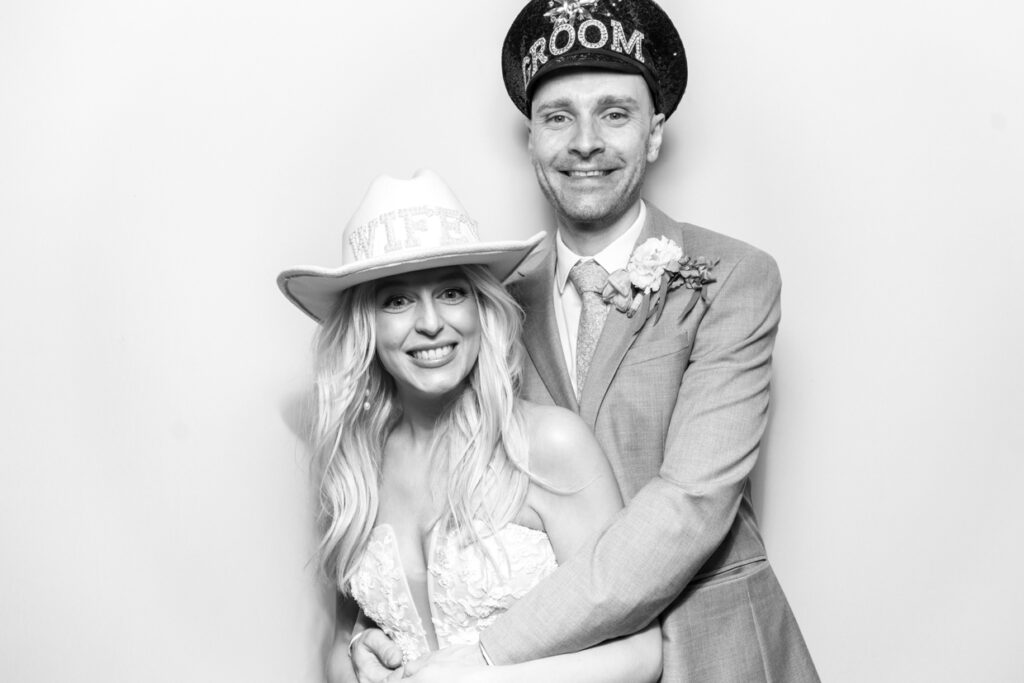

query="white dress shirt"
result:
[553,201,647,395]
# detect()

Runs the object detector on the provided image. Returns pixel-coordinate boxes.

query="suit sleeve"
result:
[479,249,782,662]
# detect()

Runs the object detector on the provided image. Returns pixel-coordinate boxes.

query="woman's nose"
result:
[414,299,443,336]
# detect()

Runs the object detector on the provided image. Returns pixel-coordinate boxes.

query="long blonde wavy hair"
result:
[310,265,532,591]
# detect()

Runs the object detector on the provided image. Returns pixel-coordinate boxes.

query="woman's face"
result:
[373,267,482,404]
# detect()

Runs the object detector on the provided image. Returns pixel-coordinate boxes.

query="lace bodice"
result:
[348,522,558,663]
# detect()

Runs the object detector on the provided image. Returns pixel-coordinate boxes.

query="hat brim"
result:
[278,231,546,322]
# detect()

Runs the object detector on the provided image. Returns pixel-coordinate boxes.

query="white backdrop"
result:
[2,1,1022,681]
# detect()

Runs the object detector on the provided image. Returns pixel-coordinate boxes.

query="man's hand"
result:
[402,644,486,678]
[350,629,404,683]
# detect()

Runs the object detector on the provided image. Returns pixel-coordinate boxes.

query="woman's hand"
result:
[349,628,405,683]
[402,645,489,682]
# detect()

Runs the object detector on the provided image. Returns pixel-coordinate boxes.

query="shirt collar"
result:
[555,201,648,293]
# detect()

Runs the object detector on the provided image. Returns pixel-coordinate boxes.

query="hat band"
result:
[348,206,479,261]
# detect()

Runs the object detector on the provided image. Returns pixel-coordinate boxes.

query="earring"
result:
[362,389,371,412]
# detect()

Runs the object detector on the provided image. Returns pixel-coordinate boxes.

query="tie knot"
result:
[568,259,608,295]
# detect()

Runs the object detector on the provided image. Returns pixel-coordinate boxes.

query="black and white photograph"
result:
[2,1,1021,681]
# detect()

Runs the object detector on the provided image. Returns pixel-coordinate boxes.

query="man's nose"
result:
[569,116,604,158]
[414,299,443,336]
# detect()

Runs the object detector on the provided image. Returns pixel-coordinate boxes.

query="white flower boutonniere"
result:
[602,237,719,321]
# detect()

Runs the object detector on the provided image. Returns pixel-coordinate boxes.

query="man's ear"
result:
[647,112,666,162]
[525,116,534,153]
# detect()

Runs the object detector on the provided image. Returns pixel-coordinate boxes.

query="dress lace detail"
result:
[348,522,557,663]
[348,526,431,662]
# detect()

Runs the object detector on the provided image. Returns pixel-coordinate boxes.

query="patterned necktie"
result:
[567,259,609,397]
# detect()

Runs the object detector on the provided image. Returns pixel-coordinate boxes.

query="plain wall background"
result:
[2,1,1022,680]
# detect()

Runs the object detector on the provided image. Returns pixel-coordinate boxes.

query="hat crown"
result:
[342,169,480,266]
[502,0,686,119]
[278,169,545,323]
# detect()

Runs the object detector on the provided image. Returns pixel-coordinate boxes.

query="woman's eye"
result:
[438,287,467,303]
[381,295,411,311]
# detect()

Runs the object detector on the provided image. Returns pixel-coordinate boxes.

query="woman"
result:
[278,170,661,682]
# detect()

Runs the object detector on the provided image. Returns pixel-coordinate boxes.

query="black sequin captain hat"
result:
[502,0,687,119]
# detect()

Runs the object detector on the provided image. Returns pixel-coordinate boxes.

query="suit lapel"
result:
[516,244,578,412]
[577,205,695,426]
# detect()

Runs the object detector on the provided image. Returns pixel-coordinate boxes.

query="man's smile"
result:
[564,169,612,177]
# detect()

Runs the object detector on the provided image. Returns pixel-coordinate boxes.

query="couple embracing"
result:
[278,1,819,681]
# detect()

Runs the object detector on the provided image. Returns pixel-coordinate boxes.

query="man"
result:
[352,1,818,680]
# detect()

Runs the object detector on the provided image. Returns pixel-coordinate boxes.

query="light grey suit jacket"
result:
[479,205,819,682]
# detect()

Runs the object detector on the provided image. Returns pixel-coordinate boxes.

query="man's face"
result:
[528,69,665,234]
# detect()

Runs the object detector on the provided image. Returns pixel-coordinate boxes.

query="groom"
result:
[354,0,818,680]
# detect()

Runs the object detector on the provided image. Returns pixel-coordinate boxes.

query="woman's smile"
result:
[407,343,458,365]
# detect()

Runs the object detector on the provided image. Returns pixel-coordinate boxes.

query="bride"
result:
[278,170,661,682]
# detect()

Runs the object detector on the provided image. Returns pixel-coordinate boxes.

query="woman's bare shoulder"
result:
[520,400,613,489]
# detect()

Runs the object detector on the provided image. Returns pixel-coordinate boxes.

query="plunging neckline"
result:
[372,521,548,638]
[349,520,558,662]
[373,523,442,650]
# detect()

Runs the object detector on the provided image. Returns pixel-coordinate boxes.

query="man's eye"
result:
[438,287,467,303]
[605,111,628,122]
[546,113,570,124]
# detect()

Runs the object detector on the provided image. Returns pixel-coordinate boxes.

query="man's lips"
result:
[561,169,614,178]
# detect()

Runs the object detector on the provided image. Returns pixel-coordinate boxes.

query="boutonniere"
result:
[602,237,719,322]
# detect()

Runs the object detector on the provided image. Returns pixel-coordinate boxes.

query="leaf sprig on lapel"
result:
[601,236,719,322]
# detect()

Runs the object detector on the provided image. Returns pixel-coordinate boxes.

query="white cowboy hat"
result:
[278,169,545,322]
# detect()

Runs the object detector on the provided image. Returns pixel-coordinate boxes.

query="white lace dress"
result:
[348,522,558,663]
